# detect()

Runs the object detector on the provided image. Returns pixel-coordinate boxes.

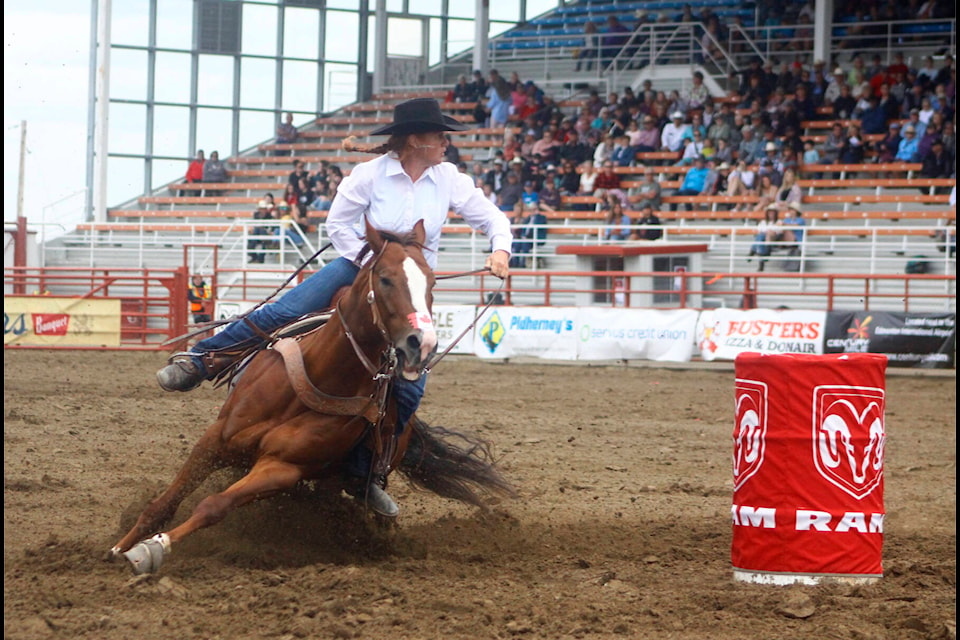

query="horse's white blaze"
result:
[403,256,437,359]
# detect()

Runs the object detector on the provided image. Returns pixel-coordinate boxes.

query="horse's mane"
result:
[372,229,426,251]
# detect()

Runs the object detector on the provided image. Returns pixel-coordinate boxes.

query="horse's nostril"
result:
[406,333,422,352]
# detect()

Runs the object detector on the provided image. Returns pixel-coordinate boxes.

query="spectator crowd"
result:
[183,2,956,266]
[440,48,954,261]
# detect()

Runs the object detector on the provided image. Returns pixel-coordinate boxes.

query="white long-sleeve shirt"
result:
[660,122,687,152]
[326,154,513,269]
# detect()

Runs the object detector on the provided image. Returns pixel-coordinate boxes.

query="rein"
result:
[338,241,394,377]
[162,242,335,347]
[422,267,505,375]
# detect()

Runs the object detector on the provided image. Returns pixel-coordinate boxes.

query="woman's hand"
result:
[485,249,510,279]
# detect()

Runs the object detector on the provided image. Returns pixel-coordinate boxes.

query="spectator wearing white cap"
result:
[823,66,846,105]
[895,125,920,162]
[737,126,762,165]
[660,111,687,153]
[248,199,276,264]
[520,129,538,160]
[762,140,782,173]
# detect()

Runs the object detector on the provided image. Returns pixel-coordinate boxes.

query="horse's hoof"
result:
[122,533,170,575]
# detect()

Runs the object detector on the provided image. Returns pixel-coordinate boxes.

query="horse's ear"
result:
[365,218,384,254]
[412,219,426,246]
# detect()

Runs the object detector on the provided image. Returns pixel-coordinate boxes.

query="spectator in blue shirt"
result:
[859,97,888,135]
[671,155,710,211]
[610,134,636,167]
[895,125,920,162]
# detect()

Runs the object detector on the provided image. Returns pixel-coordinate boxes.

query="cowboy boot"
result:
[343,446,399,518]
[156,358,205,392]
[344,476,399,518]
[156,352,241,392]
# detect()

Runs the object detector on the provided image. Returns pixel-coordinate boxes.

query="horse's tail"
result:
[398,417,516,508]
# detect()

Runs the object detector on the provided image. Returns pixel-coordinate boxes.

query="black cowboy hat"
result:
[369,98,470,136]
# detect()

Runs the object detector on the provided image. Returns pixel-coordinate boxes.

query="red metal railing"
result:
[4,266,956,350]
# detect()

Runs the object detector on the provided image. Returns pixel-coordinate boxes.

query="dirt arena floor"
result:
[4,350,956,640]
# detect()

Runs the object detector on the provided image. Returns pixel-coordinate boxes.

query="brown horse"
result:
[111,220,514,574]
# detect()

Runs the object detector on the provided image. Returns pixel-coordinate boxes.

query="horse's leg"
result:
[119,457,304,575]
[110,428,226,557]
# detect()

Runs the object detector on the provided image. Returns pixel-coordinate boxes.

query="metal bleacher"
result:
[42,0,956,312]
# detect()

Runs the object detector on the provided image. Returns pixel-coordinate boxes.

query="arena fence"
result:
[4,265,955,351]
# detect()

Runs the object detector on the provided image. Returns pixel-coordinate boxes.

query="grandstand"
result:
[34,0,957,313]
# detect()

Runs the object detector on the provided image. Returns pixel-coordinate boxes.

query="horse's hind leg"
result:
[119,458,303,574]
[110,429,226,559]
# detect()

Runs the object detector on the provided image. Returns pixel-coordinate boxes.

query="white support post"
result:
[373,0,387,95]
[472,0,489,76]
[93,0,112,224]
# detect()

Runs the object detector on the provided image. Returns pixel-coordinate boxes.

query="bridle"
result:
[272,239,505,483]
[335,238,436,478]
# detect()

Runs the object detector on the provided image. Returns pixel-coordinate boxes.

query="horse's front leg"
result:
[110,428,226,559]
[119,457,303,575]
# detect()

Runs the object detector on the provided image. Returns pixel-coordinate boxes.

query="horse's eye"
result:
[379,276,393,288]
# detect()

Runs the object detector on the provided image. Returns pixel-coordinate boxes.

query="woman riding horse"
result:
[113,221,515,575]
[156,98,513,517]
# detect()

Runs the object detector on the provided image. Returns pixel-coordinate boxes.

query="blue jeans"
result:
[194,257,360,354]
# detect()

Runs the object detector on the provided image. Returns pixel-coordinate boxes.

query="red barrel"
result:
[732,352,887,584]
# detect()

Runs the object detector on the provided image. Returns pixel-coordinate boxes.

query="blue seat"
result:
[897,23,951,34]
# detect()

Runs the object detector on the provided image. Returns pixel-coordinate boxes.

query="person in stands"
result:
[155,98,513,519]
[185,150,205,183]
[275,112,298,155]
[188,274,212,324]
[202,151,228,196]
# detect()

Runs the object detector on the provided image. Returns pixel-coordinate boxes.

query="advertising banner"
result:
[824,311,956,369]
[697,308,827,361]
[432,305,478,355]
[474,306,697,362]
[576,308,697,361]
[732,352,887,584]
[475,306,578,359]
[4,297,121,347]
